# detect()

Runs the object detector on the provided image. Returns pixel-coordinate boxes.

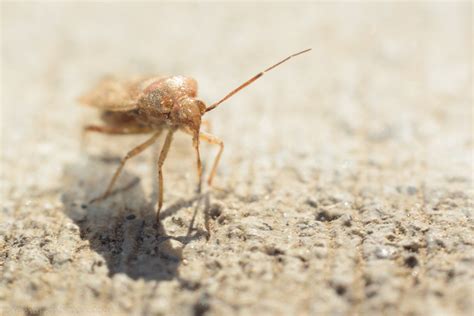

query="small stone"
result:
[375,246,396,259]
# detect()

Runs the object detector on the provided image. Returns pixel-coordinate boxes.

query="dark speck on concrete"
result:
[404,255,418,268]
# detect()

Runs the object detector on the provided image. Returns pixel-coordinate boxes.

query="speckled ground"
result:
[1,2,473,316]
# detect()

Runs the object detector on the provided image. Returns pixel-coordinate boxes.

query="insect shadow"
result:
[61,156,208,283]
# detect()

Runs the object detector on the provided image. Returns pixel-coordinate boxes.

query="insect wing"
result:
[79,76,146,112]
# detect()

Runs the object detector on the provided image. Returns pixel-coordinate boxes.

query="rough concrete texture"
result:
[1,2,473,316]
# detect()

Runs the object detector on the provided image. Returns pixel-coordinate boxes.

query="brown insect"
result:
[79,49,311,222]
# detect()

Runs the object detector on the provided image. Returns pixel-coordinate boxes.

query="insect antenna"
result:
[205,48,312,113]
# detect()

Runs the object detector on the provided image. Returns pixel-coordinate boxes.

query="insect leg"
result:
[157,129,175,222]
[193,133,203,193]
[201,120,212,133]
[199,132,224,185]
[90,130,162,203]
[83,125,153,134]
[81,125,152,149]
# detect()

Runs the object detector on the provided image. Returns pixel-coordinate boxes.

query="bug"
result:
[79,48,311,222]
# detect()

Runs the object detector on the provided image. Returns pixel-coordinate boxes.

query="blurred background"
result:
[1,2,472,316]
[2,2,472,185]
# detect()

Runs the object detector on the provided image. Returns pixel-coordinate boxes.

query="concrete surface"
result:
[1,2,473,316]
